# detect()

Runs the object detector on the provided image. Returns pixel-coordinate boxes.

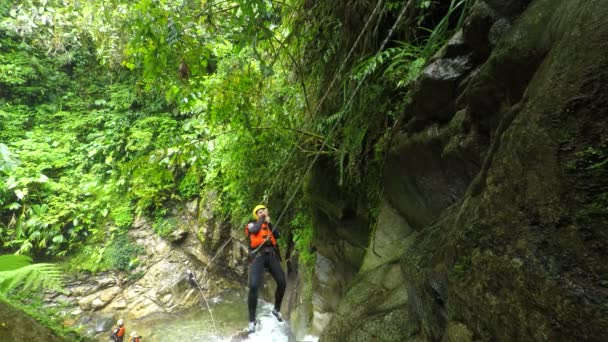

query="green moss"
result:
[452,261,467,275]
[126,270,145,283]
[194,215,207,243]
[1,296,86,341]
[443,322,473,342]
[178,169,201,200]
[63,244,109,273]
[103,234,144,271]
[291,212,316,267]
[152,216,178,238]
[110,199,134,229]
[64,233,143,273]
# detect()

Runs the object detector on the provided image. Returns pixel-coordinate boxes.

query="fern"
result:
[323,109,346,127]
[334,149,346,187]
[0,255,63,295]
[0,255,32,271]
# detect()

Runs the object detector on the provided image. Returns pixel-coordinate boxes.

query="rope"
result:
[192,277,220,337]
[263,0,387,204]
[203,235,234,273]
[183,1,412,331]
[312,0,385,117]
[263,143,299,203]
[246,0,388,250]
[178,232,235,339]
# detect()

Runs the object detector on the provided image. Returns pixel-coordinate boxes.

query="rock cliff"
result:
[313,0,608,340]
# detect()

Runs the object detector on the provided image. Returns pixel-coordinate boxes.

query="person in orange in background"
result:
[110,319,126,342]
[129,331,141,342]
[244,204,286,333]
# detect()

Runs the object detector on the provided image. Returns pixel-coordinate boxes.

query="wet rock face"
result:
[78,286,122,311]
[0,300,65,341]
[316,0,608,340]
[304,161,369,335]
[395,0,608,340]
[484,0,533,17]
[47,198,246,339]
[310,254,340,333]
[321,260,419,341]
[410,50,473,124]
[320,199,418,341]
[384,125,480,230]
[57,223,217,323]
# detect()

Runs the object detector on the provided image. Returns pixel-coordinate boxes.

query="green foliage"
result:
[110,198,134,229]
[153,215,177,238]
[0,253,83,339]
[65,232,144,273]
[351,42,427,89]
[0,0,477,292]
[126,157,175,213]
[567,139,608,217]
[0,143,18,175]
[299,0,476,199]
[63,243,108,273]
[0,254,33,271]
[178,168,201,200]
[103,234,143,272]
[3,294,87,341]
[1,0,311,261]
[290,211,315,266]
[570,140,608,172]
[0,51,37,86]
[0,124,109,255]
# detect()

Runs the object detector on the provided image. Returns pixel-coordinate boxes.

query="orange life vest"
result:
[116,326,125,337]
[245,222,277,248]
[130,337,140,342]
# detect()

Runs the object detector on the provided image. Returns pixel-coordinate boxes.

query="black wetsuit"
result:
[187,273,197,287]
[247,219,286,322]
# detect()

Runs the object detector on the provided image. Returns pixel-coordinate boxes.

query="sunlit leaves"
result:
[1,0,86,56]
[0,0,311,258]
[0,143,18,174]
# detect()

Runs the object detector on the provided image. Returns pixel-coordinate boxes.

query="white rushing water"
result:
[102,290,318,342]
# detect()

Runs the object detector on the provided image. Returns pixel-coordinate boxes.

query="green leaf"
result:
[14,189,27,200]
[6,177,18,190]
[5,202,21,210]
[0,255,32,272]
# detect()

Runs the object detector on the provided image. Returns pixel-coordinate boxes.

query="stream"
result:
[94,290,317,342]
